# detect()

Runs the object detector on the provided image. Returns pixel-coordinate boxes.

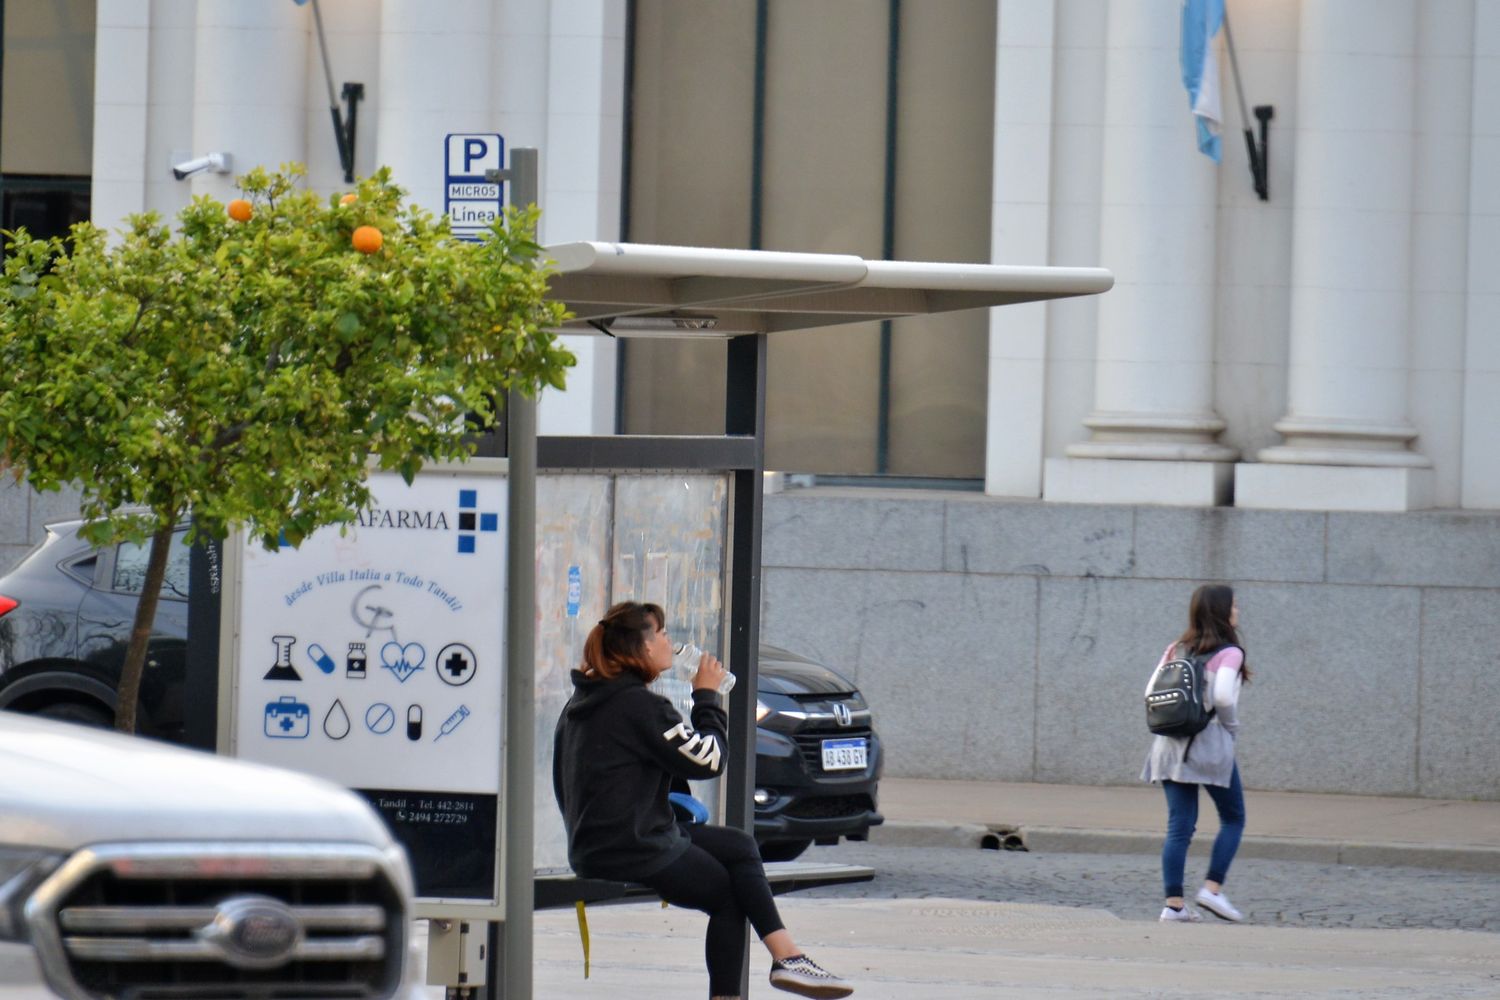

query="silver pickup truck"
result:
[0,711,413,1000]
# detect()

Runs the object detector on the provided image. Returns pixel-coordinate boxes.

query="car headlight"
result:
[755,699,772,723]
[0,847,64,942]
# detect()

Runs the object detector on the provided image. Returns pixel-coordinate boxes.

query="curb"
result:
[871,821,1500,874]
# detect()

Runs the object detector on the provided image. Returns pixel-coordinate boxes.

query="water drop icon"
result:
[324,699,351,740]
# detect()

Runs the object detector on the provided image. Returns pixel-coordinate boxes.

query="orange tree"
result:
[0,166,572,732]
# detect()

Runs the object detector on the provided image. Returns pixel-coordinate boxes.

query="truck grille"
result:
[24,843,408,1000]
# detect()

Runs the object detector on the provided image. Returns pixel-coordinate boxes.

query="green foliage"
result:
[0,165,573,550]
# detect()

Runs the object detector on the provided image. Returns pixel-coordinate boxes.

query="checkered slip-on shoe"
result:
[768,955,854,998]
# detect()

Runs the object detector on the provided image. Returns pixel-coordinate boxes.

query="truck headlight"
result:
[0,848,63,941]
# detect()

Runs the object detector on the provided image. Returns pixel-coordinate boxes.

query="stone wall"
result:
[0,479,82,575]
[760,488,1500,800]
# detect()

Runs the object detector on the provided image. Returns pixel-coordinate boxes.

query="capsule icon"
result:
[406,704,423,741]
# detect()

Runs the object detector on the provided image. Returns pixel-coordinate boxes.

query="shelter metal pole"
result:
[724,333,766,1000]
[498,147,539,1000]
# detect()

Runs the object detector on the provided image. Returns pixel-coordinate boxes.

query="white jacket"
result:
[1139,644,1244,787]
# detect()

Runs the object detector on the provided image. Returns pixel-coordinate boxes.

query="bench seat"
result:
[534,860,874,910]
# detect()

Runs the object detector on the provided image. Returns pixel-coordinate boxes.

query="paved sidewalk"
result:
[873,777,1500,872]
[529,895,1500,999]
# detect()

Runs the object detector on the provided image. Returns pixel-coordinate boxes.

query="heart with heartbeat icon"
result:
[380,641,426,683]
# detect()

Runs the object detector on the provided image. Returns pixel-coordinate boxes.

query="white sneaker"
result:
[1158,905,1203,923]
[1194,887,1244,922]
[768,955,854,998]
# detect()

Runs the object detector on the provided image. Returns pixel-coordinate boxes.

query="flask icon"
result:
[264,635,301,682]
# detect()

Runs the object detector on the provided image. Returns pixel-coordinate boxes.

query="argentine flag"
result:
[1180,0,1225,162]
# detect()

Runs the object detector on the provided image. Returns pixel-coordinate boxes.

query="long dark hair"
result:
[582,601,665,682]
[1177,584,1251,681]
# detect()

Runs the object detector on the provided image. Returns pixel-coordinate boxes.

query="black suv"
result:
[753,644,883,860]
[0,518,883,860]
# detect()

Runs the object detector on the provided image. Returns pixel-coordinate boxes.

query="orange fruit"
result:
[352,225,383,254]
[227,199,253,222]
[340,192,358,205]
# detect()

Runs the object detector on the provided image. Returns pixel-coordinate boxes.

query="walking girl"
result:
[1142,584,1250,923]
[553,600,854,999]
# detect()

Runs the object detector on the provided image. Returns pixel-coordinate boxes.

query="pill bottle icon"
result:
[347,642,367,678]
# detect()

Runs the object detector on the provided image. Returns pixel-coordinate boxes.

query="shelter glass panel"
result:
[532,472,730,869]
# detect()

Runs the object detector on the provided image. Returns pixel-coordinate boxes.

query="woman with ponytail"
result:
[553,601,853,999]
[1142,584,1252,924]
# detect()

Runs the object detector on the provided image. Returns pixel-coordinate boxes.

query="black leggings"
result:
[638,824,786,996]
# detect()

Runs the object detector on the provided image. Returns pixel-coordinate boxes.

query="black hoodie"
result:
[552,669,729,880]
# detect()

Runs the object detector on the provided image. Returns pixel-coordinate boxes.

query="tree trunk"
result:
[114,522,176,733]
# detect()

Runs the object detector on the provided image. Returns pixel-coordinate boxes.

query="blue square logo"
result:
[458,535,476,554]
[459,489,477,508]
[480,512,498,532]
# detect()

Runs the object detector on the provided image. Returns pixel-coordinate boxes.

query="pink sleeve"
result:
[1205,646,1243,675]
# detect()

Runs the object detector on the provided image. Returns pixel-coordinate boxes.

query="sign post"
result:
[487,146,539,1000]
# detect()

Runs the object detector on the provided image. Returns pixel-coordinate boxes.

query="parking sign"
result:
[444,133,505,242]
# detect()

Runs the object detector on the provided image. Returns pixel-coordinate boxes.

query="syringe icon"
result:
[434,705,471,742]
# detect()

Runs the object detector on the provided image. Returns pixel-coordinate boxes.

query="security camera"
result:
[171,152,232,181]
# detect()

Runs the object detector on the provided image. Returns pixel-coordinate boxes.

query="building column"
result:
[188,1,308,205]
[1043,0,1235,507]
[986,0,1055,497]
[374,0,493,212]
[1236,0,1433,512]
[531,0,624,435]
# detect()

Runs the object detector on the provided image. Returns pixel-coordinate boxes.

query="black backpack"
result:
[1145,643,1224,739]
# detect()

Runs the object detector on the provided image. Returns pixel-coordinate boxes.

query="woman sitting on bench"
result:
[553,600,854,1000]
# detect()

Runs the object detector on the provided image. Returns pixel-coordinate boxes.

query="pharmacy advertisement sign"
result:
[226,464,506,904]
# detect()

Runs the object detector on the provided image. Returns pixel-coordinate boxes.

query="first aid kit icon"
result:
[264,695,311,739]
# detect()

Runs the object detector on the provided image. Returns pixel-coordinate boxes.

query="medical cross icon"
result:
[436,642,477,687]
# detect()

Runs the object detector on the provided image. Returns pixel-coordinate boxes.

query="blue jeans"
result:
[1161,764,1245,899]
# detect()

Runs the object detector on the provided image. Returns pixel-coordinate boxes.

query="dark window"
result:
[1,176,90,244]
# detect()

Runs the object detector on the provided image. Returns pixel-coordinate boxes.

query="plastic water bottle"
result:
[672,643,736,696]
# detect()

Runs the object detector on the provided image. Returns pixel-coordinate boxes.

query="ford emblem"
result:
[200,896,303,969]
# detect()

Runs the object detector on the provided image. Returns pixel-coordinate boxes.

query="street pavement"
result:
[797,842,1500,932]
[522,779,1500,998]
[8,778,1497,998]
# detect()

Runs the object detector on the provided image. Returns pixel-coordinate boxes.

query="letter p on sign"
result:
[445,133,503,179]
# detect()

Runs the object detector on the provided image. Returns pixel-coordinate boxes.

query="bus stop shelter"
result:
[485,239,1113,997]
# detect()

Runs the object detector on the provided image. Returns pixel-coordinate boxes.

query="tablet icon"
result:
[365,702,396,735]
